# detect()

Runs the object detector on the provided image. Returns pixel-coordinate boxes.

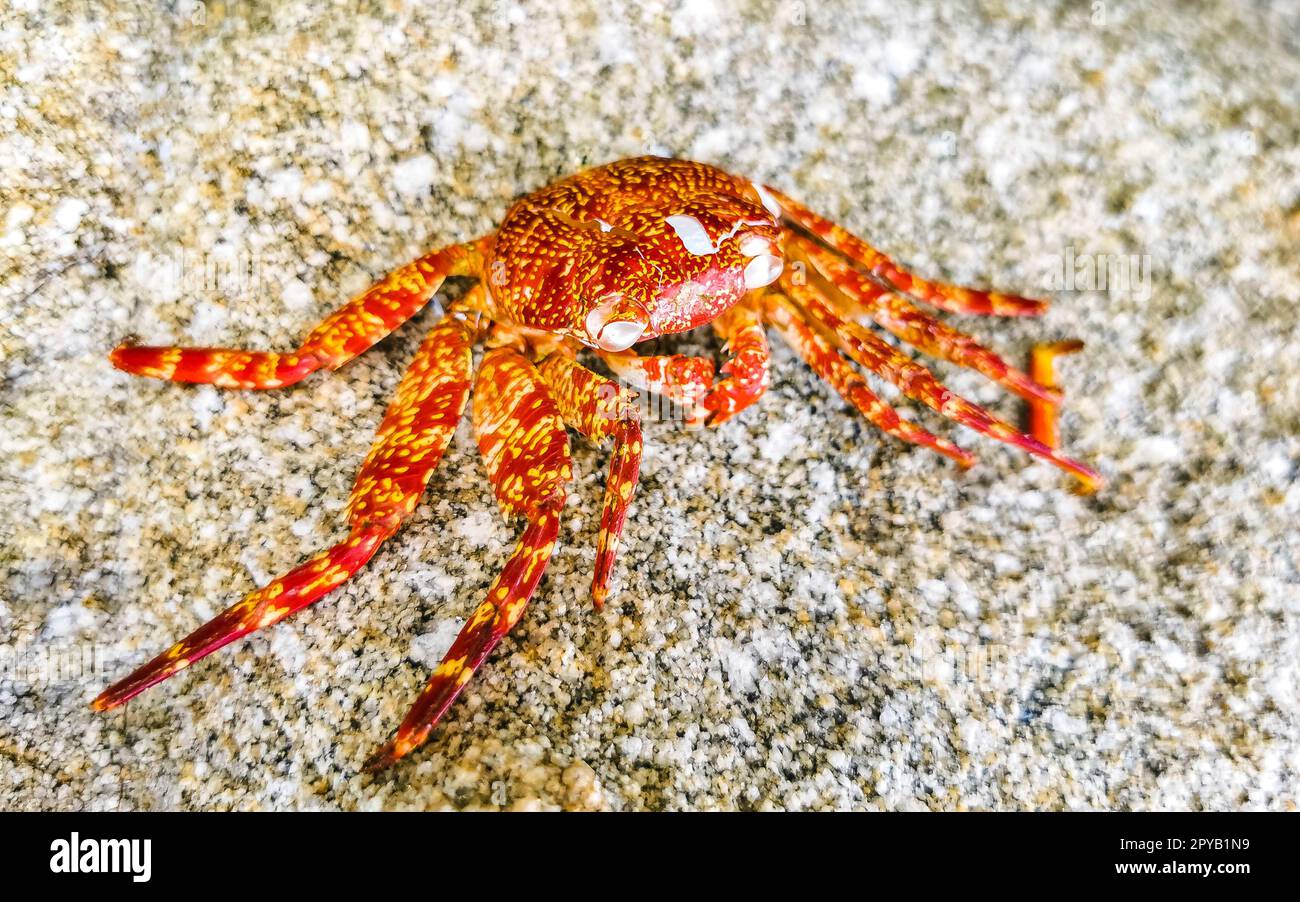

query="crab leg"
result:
[1026,340,1085,450]
[362,506,560,771]
[704,300,771,425]
[109,239,485,389]
[537,352,643,608]
[765,290,975,467]
[91,531,390,710]
[92,304,481,711]
[764,185,1047,317]
[785,279,1101,491]
[792,235,1057,404]
[365,347,571,769]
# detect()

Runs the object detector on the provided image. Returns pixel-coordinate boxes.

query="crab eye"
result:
[595,320,646,351]
[584,294,649,351]
[743,254,783,289]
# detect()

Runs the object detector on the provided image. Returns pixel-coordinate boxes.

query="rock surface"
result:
[1,0,1297,810]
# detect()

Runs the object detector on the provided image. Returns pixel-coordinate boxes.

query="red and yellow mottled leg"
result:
[1026,340,1085,450]
[792,234,1057,404]
[765,290,975,467]
[704,300,771,425]
[598,348,715,426]
[344,293,487,530]
[109,240,485,389]
[786,279,1102,491]
[764,185,1047,317]
[91,303,482,711]
[90,530,391,710]
[537,352,642,608]
[362,505,560,771]
[364,347,571,769]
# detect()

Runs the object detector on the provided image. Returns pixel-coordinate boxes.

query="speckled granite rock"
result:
[2,0,1298,810]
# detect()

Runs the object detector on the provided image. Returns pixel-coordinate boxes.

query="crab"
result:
[93,156,1101,770]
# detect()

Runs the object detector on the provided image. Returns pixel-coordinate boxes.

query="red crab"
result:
[93,156,1101,770]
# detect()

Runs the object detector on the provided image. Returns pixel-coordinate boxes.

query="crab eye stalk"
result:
[738,234,773,258]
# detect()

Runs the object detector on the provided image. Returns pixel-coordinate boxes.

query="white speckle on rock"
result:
[190,385,223,431]
[266,167,303,203]
[393,154,437,198]
[1049,708,1087,736]
[851,69,894,106]
[54,199,89,232]
[410,618,465,667]
[883,36,922,78]
[340,119,371,153]
[301,181,335,205]
[993,553,1023,576]
[43,604,98,639]
[561,761,605,811]
[453,509,500,546]
[713,637,759,693]
[6,203,35,236]
[623,700,647,726]
[1261,451,1291,482]
[671,0,721,38]
[281,277,314,312]
[757,419,803,462]
[918,579,949,604]
[1131,435,1182,466]
[269,626,307,674]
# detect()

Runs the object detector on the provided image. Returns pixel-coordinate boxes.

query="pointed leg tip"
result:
[362,746,398,773]
[1071,472,1105,496]
[1010,297,1051,316]
[363,737,416,773]
[933,438,977,470]
[91,678,139,711]
[591,584,608,610]
[950,446,979,469]
[1051,452,1104,495]
[108,341,165,378]
[1038,338,1085,355]
[979,292,1050,317]
[108,343,133,369]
